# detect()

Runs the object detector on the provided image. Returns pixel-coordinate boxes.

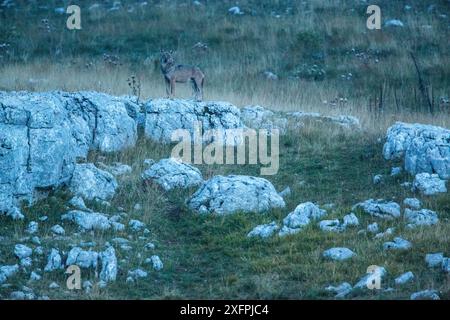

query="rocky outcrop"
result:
[240,105,288,133]
[187,175,285,215]
[383,122,450,179]
[353,199,401,219]
[0,91,138,214]
[144,99,245,145]
[142,158,203,191]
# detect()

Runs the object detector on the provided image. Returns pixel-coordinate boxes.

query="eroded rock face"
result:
[187,175,285,215]
[404,208,439,228]
[0,91,138,213]
[99,247,117,282]
[383,122,450,179]
[68,164,118,201]
[247,221,279,238]
[412,173,447,196]
[142,158,203,191]
[144,99,245,144]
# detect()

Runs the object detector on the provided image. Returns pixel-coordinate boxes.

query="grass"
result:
[0,0,449,300]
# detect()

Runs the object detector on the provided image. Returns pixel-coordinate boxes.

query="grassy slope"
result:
[0,0,449,299]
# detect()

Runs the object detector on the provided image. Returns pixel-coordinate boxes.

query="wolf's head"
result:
[159,50,175,71]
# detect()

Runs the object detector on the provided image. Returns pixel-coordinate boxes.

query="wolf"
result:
[159,50,205,101]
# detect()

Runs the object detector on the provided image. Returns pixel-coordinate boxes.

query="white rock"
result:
[323,248,356,261]
[390,167,402,176]
[395,271,414,285]
[354,266,387,289]
[410,290,440,300]
[383,237,412,251]
[325,282,353,298]
[374,227,395,239]
[353,199,401,219]
[14,244,32,259]
[44,249,63,272]
[319,219,343,232]
[98,162,132,176]
[25,221,38,234]
[62,210,112,231]
[188,175,285,215]
[29,271,41,282]
[128,268,148,279]
[48,282,60,289]
[100,247,117,282]
[278,187,291,198]
[50,224,65,235]
[384,19,405,27]
[442,258,449,273]
[283,202,326,229]
[412,173,447,196]
[367,222,379,233]
[373,174,383,184]
[129,219,145,232]
[149,255,163,271]
[404,208,439,228]
[142,158,203,191]
[0,264,19,284]
[247,222,279,238]
[69,163,118,201]
[66,247,99,269]
[68,196,89,211]
[228,6,244,15]
[278,226,302,237]
[383,122,450,179]
[343,213,359,227]
[403,198,421,210]
[425,253,444,268]
[240,105,288,134]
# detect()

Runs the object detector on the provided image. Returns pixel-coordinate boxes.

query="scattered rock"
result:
[0,264,19,284]
[404,208,439,228]
[44,249,63,272]
[394,271,414,285]
[142,158,203,191]
[62,210,113,231]
[48,282,60,289]
[14,244,32,259]
[403,198,421,210]
[343,213,359,227]
[97,162,132,176]
[323,247,356,261]
[412,173,447,196]
[353,199,401,219]
[278,226,302,237]
[384,19,405,27]
[247,222,279,238]
[283,202,326,229]
[374,227,395,239]
[367,222,379,233]
[29,271,41,282]
[325,282,352,298]
[278,187,291,198]
[228,6,244,15]
[68,196,89,211]
[354,266,387,289]
[25,221,38,234]
[319,219,343,232]
[99,247,117,282]
[129,219,146,232]
[128,268,148,280]
[383,237,412,251]
[69,163,118,201]
[390,167,402,176]
[383,122,450,179]
[425,253,444,268]
[66,247,99,269]
[50,224,65,235]
[240,105,288,133]
[373,174,383,184]
[410,290,440,300]
[442,258,449,273]
[188,175,285,215]
[149,255,163,271]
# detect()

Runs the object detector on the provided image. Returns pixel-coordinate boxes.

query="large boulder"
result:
[0,91,138,213]
[383,122,450,179]
[187,175,285,215]
[141,158,203,191]
[353,199,401,219]
[241,105,288,133]
[68,163,118,201]
[412,172,447,196]
[144,99,245,145]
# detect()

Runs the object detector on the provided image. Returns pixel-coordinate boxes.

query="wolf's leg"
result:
[191,79,199,100]
[170,79,175,98]
[165,78,171,98]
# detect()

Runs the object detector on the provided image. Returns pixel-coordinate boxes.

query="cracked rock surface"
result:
[0,91,138,214]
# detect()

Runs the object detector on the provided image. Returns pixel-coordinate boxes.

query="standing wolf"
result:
[159,50,205,101]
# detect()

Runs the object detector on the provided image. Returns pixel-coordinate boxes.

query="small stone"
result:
[343,213,359,227]
[49,282,60,289]
[50,224,65,235]
[367,222,379,233]
[442,258,449,273]
[395,271,414,285]
[383,237,412,251]
[319,219,343,232]
[403,198,421,210]
[278,187,291,198]
[14,244,32,259]
[247,222,279,238]
[29,271,41,282]
[390,167,402,176]
[149,255,163,271]
[325,282,353,298]
[278,226,302,237]
[323,248,356,261]
[129,219,145,232]
[144,242,155,250]
[68,196,89,211]
[410,290,440,300]
[44,249,63,272]
[412,173,447,196]
[128,268,148,279]
[373,174,383,185]
[425,253,444,268]
[405,209,439,228]
[25,221,39,235]
[353,199,401,219]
